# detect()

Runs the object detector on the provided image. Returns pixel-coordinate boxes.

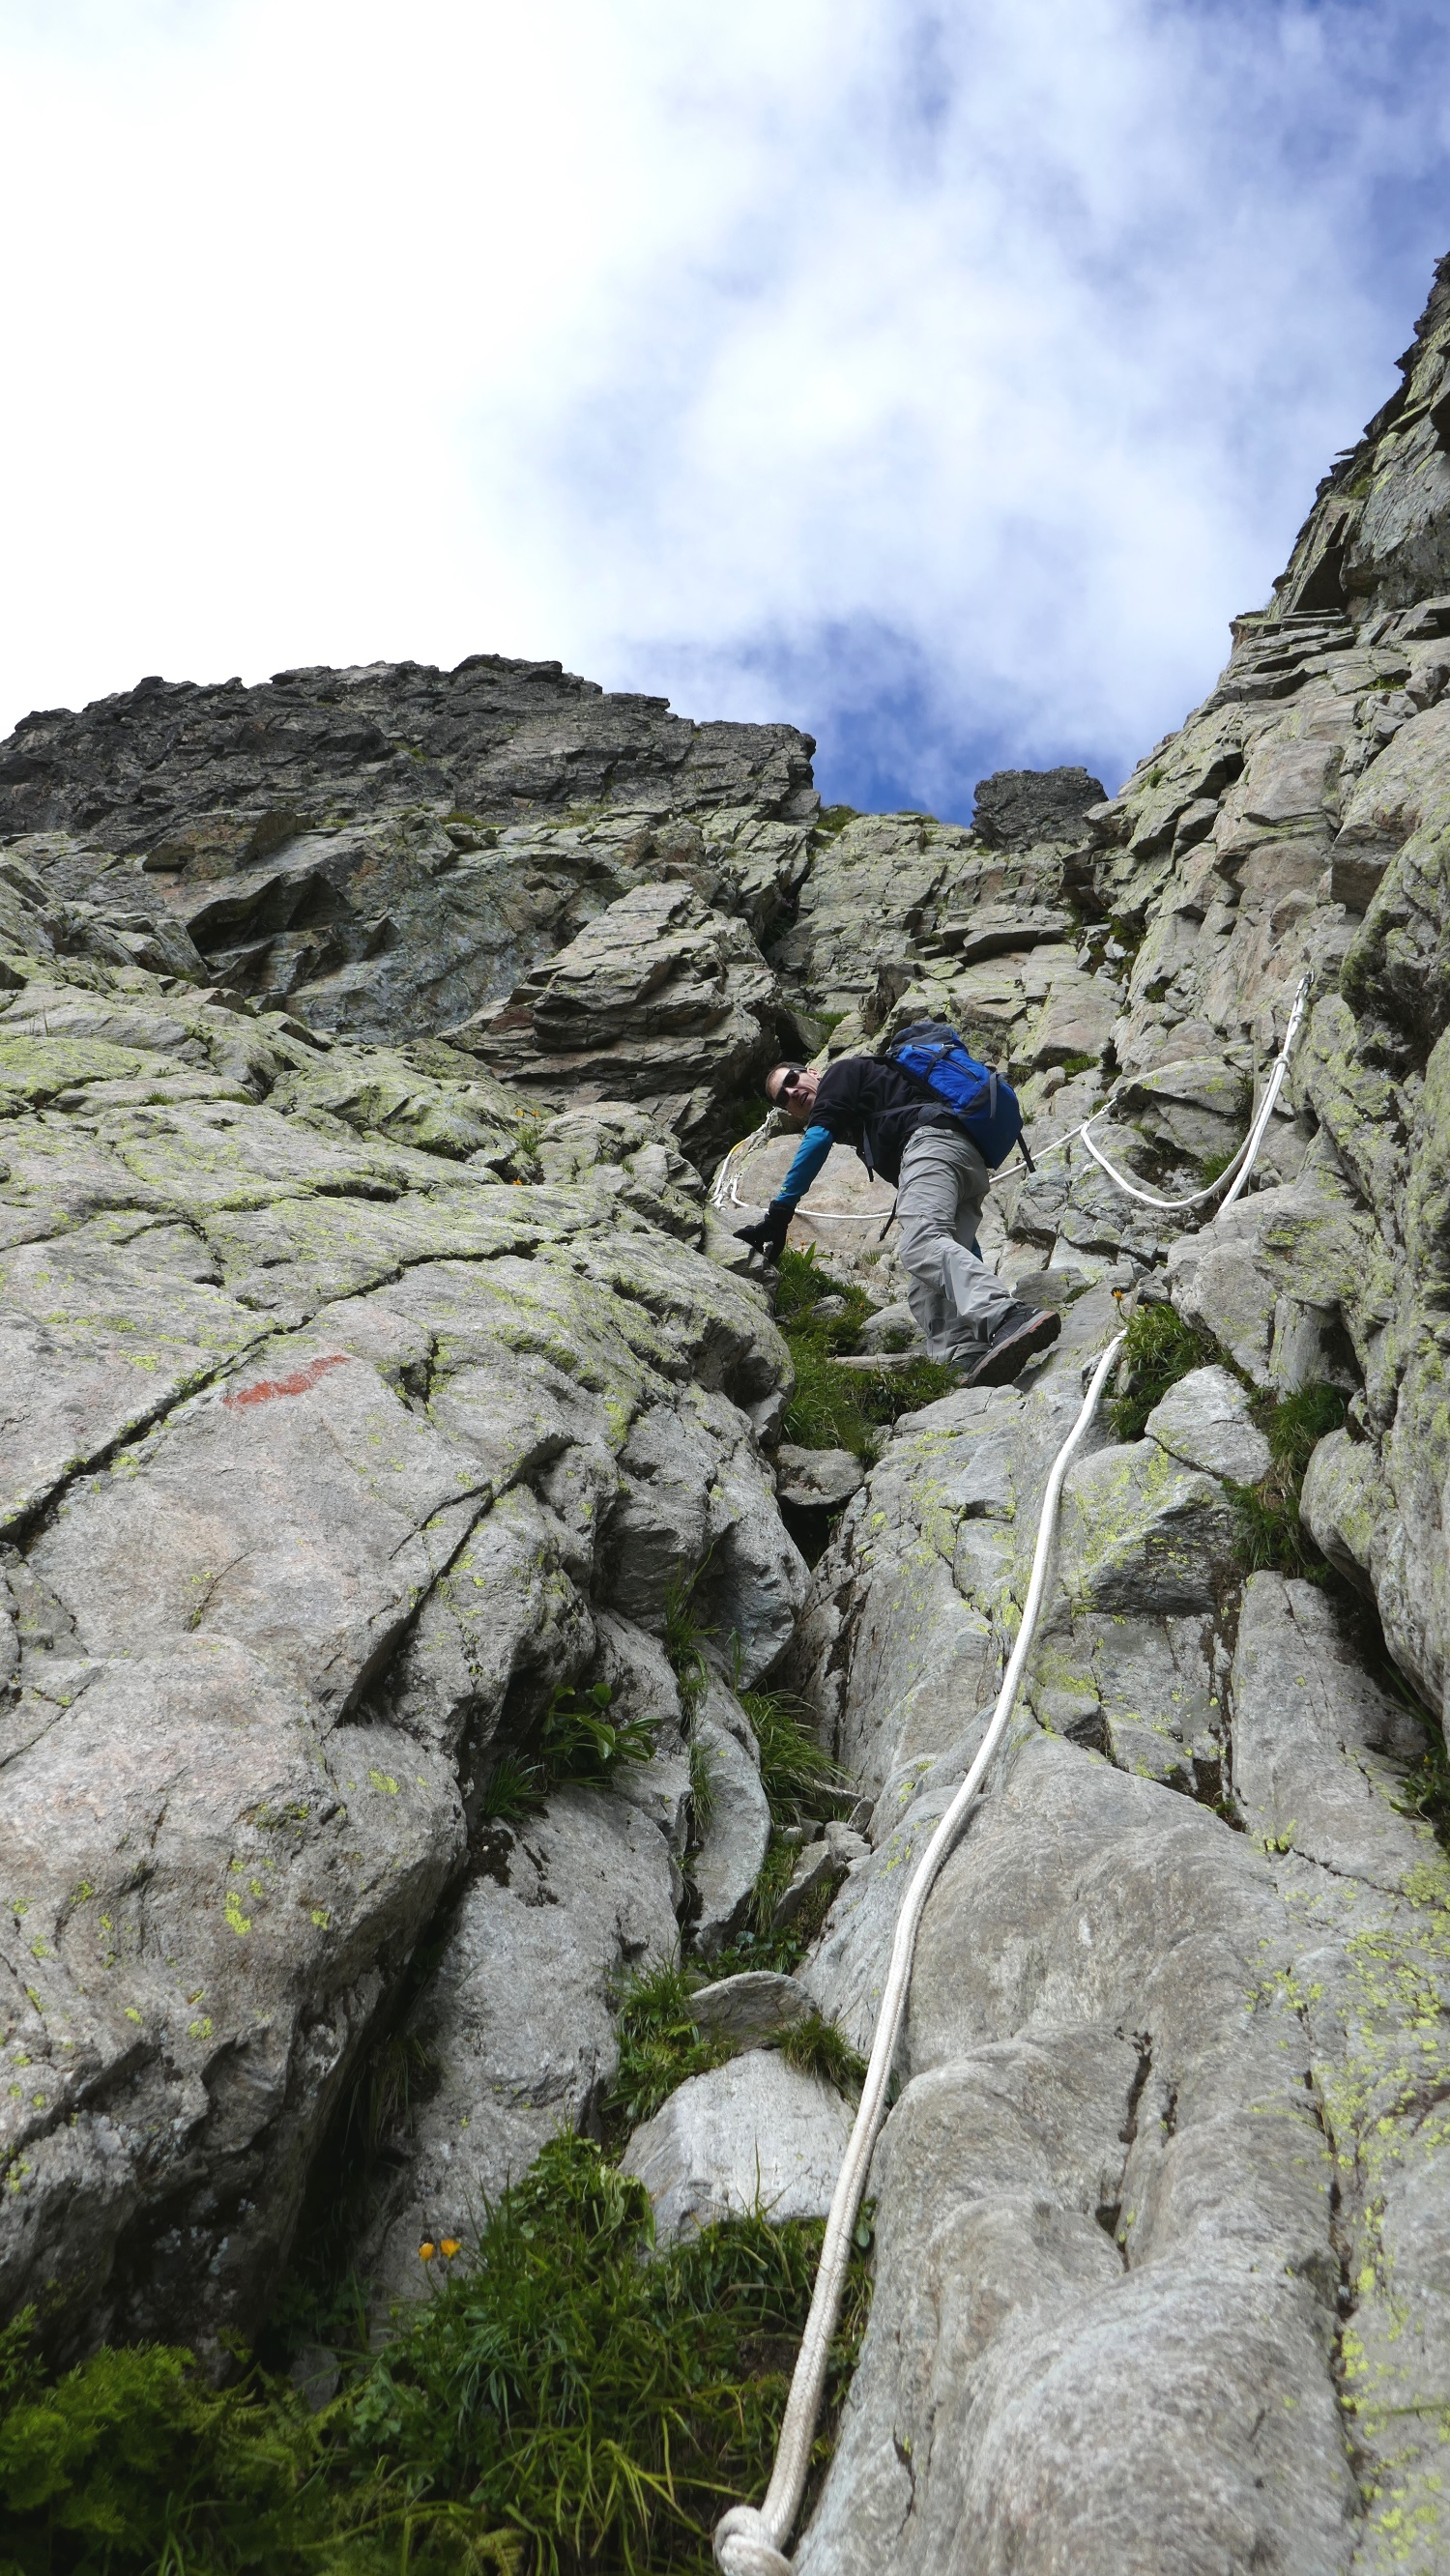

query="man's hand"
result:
[736,1200,793,1257]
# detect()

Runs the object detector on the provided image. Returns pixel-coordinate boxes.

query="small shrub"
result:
[0,2136,874,2576]
[478,1686,657,1831]
[349,2135,871,2572]
[1197,1145,1239,1189]
[538,1680,657,1789]
[1107,1304,1216,1442]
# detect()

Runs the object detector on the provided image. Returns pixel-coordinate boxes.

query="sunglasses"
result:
[778,1071,807,1098]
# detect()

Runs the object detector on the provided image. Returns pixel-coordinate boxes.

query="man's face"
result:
[768,1064,820,1124]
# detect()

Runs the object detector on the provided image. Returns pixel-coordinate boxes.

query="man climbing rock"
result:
[737,1056,1061,1388]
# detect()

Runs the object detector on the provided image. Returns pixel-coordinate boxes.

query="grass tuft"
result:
[478,1684,658,1829]
[663,1567,713,1720]
[774,1250,956,1455]
[740,1692,846,1829]
[777,2012,867,2096]
[604,1961,733,2132]
[1228,1382,1348,1584]
[1107,1304,1216,1442]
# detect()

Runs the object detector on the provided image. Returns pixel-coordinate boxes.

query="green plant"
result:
[1,2133,873,2576]
[740,1692,845,1829]
[780,1345,876,1456]
[813,806,858,839]
[477,1687,658,1832]
[604,1962,732,2132]
[479,1752,544,1824]
[0,2309,515,2575]
[687,1736,717,1831]
[1052,1051,1100,1080]
[709,1839,844,1980]
[1196,1145,1240,1189]
[1107,1304,1216,1442]
[361,2027,439,2153]
[538,1681,657,1789]
[663,1567,714,1719]
[778,2013,867,2097]
[852,1359,960,1425]
[1228,1382,1349,1583]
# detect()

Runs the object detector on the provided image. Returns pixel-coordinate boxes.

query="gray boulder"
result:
[689,1969,814,2045]
[773,1445,865,1510]
[1144,1362,1272,1486]
[690,1677,772,1959]
[454,880,795,1162]
[621,2049,853,2242]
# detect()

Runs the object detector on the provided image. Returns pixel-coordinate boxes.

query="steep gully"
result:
[5,258,1450,2569]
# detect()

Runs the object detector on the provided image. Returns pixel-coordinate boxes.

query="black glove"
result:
[736,1200,793,1257]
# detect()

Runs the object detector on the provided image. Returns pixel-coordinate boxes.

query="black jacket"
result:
[808,1055,961,1187]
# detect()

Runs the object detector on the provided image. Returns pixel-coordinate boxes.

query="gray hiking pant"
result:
[896,1122,1015,1362]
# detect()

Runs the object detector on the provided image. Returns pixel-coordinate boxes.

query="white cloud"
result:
[2,0,1448,811]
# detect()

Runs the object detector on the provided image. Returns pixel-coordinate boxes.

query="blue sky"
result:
[2,0,1449,820]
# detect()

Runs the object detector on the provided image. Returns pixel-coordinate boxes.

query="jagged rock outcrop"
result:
[0,661,817,1049]
[457,877,808,1160]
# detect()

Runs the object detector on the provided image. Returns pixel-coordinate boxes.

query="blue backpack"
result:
[884,1020,1032,1171]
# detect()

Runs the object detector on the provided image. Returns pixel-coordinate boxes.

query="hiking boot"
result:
[962,1302,1062,1388]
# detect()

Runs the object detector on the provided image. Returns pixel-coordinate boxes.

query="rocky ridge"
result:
[5,262,1450,2573]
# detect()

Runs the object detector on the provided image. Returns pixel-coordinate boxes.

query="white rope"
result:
[1049,974,1311,1213]
[709,1112,887,1228]
[713,1331,1126,2575]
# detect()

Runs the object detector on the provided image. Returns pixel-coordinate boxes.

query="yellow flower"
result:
[439,2237,461,2259]
[418,2240,436,2261]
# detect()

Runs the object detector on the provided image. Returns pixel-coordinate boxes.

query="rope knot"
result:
[713,2504,793,2573]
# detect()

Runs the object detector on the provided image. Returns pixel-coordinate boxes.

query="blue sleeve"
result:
[778,1124,833,1206]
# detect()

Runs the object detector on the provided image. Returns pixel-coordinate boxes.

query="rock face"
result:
[779,254,1450,2574]
[0,851,802,2357]
[9,253,1450,2576]
[459,878,805,1160]
[0,659,817,1055]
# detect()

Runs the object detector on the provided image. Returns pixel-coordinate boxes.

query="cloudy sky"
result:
[3,0,1449,817]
